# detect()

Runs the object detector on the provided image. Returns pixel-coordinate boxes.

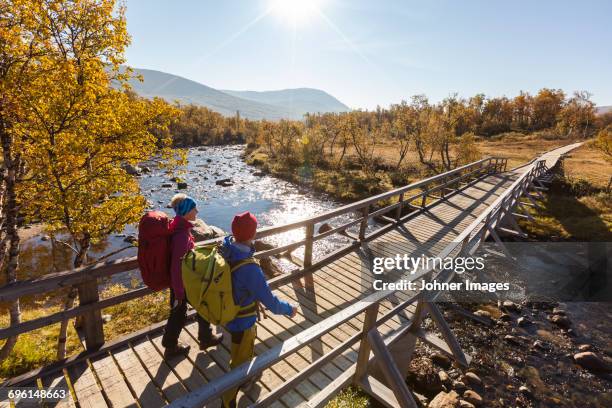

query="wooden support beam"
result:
[366,330,418,408]
[423,302,470,367]
[355,303,380,380]
[487,225,514,260]
[303,223,315,289]
[75,281,105,351]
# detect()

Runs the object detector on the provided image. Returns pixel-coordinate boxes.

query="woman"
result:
[161,193,223,357]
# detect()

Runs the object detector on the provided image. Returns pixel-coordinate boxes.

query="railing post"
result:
[354,302,380,380]
[359,206,370,241]
[76,280,104,350]
[303,223,315,288]
[395,193,404,222]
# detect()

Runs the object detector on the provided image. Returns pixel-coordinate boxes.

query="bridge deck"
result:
[16,169,522,408]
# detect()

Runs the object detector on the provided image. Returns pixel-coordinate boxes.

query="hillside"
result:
[596,105,612,115]
[125,68,349,120]
[221,88,350,116]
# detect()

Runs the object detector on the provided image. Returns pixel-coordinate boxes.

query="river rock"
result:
[552,307,566,316]
[504,335,521,346]
[140,165,151,173]
[502,300,520,313]
[462,372,482,388]
[452,381,467,394]
[458,400,475,408]
[122,163,141,176]
[161,183,172,188]
[578,344,592,352]
[517,316,531,327]
[407,357,443,395]
[317,223,333,234]
[429,391,459,408]
[215,178,233,186]
[123,235,137,244]
[438,370,450,385]
[102,314,112,323]
[462,390,483,406]
[177,182,188,189]
[519,385,532,398]
[473,310,491,318]
[432,353,452,369]
[252,171,266,177]
[573,352,612,373]
[191,219,225,242]
[206,158,212,162]
[498,313,512,322]
[549,314,571,329]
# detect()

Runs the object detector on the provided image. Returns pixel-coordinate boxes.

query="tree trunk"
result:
[56,234,91,359]
[0,128,22,362]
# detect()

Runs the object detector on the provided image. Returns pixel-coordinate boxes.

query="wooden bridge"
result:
[0,143,582,407]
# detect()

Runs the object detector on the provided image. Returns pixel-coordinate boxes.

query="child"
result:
[220,211,298,408]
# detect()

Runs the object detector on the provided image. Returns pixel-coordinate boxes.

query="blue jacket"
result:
[220,236,293,332]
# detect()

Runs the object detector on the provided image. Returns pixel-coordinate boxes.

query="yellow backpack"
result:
[181,244,258,325]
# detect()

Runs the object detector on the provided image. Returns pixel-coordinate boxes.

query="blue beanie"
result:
[174,196,197,217]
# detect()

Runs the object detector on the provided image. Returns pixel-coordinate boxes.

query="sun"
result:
[270,0,323,26]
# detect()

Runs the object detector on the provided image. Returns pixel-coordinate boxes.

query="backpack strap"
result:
[230,257,260,320]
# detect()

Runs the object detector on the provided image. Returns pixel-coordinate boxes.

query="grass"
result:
[325,387,371,408]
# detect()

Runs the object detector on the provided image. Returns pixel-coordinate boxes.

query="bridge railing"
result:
[169,159,548,408]
[0,156,507,353]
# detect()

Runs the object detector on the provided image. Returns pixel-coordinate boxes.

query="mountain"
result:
[596,106,612,115]
[221,88,350,117]
[124,68,350,120]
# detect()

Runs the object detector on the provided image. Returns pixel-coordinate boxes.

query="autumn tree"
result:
[595,125,612,190]
[10,0,180,358]
[557,91,595,138]
[0,0,49,360]
[532,88,565,130]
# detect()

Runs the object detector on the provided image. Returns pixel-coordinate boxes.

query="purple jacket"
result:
[169,216,194,300]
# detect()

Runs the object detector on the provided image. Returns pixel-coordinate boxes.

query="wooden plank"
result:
[112,346,167,408]
[131,339,187,402]
[66,361,108,408]
[41,372,78,408]
[148,336,208,392]
[89,352,137,408]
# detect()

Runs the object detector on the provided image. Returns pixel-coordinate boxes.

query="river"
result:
[17,145,358,286]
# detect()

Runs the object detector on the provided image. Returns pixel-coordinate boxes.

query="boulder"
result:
[122,163,141,176]
[429,391,459,408]
[517,317,531,327]
[502,300,520,313]
[177,182,188,189]
[473,310,491,318]
[462,390,483,407]
[123,235,137,244]
[191,219,225,242]
[462,372,482,388]
[573,352,612,373]
[438,370,450,385]
[215,178,233,186]
[549,314,571,329]
[432,353,452,369]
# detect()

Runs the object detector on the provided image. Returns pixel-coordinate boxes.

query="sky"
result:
[124,0,612,110]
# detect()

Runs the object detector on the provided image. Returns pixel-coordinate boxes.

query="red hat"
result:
[232,211,258,242]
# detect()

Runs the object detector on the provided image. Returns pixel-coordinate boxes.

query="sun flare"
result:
[270,0,323,26]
